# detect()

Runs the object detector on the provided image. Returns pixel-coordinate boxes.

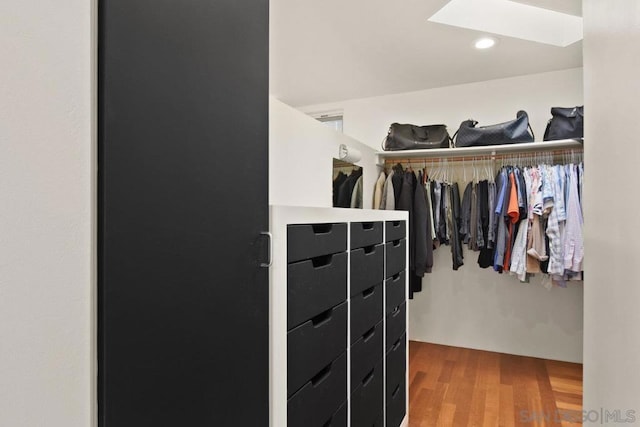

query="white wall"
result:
[0,2,94,427]
[298,69,585,363]
[583,1,640,421]
[269,97,379,208]
[300,68,584,150]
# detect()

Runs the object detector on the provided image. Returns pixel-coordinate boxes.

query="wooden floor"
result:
[409,341,583,427]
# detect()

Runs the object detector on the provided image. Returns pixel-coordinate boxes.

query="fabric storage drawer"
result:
[288,301,347,396]
[386,376,407,427]
[385,333,406,400]
[288,352,347,427]
[350,362,384,427]
[350,320,383,386]
[385,239,406,278]
[386,302,406,352]
[288,252,347,329]
[385,220,406,243]
[323,401,347,427]
[371,412,384,427]
[385,271,406,316]
[350,221,383,250]
[288,223,347,263]
[350,283,383,345]
[350,244,384,297]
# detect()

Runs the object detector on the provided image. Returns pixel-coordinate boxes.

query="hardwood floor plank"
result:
[408,342,583,427]
[409,371,427,406]
[499,384,516,427]
[435,402,456,427]
[482,351,501,427]
[451,348,479,426]
[438,359,455,384]
[535,359,563,427]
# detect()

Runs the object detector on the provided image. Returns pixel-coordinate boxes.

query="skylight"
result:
[428,0,583,47]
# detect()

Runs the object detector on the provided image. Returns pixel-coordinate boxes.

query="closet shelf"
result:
[375,138,583,161]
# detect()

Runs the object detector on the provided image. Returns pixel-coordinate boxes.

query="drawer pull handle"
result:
[391,384,401,398]
[392,272,401,281]
[361,222,375,230]
[392,221,400,227]
[322,416,336,427]
[311,307,333,328]
[362,286,375,298]
[312,224,333,234]
[392,240,401,247]
[362,325,376,341]
[392,336,403,351]
[311,363,332,387]
[363,244,376,254]
[391,306,401,316]
[259,231,272,268]
[311,254,333,268]
[362,368,375,386]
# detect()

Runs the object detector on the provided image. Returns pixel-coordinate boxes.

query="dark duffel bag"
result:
[382,123,452,150]
[543,106,584,141]
[454,110,534,147]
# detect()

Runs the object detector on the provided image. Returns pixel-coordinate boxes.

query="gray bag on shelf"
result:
[383,123,452,150]
[453,110,535,147]
[543,106,584,141]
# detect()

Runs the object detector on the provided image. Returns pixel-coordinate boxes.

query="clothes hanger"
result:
[462,157,467,183]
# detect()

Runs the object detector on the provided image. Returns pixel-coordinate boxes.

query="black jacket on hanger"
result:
[336,169,362,208]
[477,180,494,268]
[333,172,347,206]
[438,183,448,245]
[398,170,423,298]
[414,171,433,277]
[460,182,473,244]
[451,183,464,270]
[391,164,404,208]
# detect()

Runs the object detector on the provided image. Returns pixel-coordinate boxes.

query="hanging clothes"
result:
[382,158,583,288]
[350,175,363,208]
[487,181,497,248]
[398,170,424,298]
[381,170,395,210]
[563,164,584,274]
[391,164,404,208]
[494,168,509,272]
[333,171,347,206]
[373,171,386,209]
[335,168,362,208]
[477,180,494,268]
[414,170,434,277]
[460,182,472,244]
[450,182,464,270]
[469,183,478,250]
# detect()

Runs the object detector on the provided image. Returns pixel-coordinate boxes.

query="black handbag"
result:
[453,110,534,147]
[383,123,452,150]
[543,106,584,141]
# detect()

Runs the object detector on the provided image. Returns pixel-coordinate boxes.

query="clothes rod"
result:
[383,148,583,165]
[376,139,583,160]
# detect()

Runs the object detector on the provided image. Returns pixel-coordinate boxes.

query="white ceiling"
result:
[269,0,583,107]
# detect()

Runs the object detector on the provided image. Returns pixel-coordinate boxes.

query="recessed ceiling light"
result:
[475,37,496,49]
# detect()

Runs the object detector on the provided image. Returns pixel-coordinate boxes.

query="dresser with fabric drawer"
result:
[270,207,408,427]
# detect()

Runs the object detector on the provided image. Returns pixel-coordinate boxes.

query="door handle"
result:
[260,231,272,268]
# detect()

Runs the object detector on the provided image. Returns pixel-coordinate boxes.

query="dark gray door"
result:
[98,1,269,425]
